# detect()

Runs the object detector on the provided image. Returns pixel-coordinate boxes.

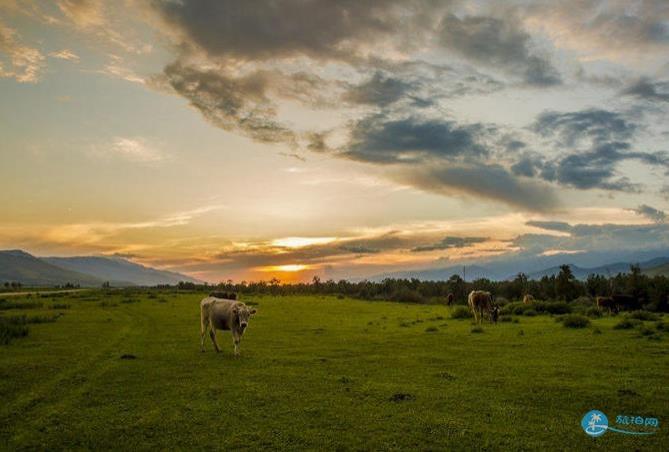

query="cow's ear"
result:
[232,305,239,314]
[249,308,257,315]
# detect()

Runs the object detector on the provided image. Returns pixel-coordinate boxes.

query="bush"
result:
[562,314,590,328]
[585,307,603,318]
[626,311,659,321]
[425,326,438,333]
[450,306,472,319]
[536,301,572,315]
[524,309,537,317]
[613,318,640,330]
[0,300,43,310]
[390,288,425,304]
[471,326,484,333]
[638,325,655,337]
[49,304,70,310]
[0,321,28,345]
[499,315,513,322]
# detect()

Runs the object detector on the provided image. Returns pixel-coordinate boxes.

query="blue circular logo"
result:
[582,410,608,437]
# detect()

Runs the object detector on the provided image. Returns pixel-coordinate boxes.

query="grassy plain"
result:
[1,290,668,450]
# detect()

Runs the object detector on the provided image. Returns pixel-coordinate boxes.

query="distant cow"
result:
[612,294,641,312]
[200,296,256,355]
[446,293,454,306]
[523,294,534,304]
[597,295,641,314]
[210,291,236,300]
[468,290,495,324]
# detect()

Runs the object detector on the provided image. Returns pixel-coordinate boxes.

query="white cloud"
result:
[0,20,45,82]
[48,49,79,61]
[109,137,164,163]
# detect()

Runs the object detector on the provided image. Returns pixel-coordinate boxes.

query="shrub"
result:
[49,304,70,310]
[638,325,655,337]
[0,300,43,310]
[450,306,472,319]
[524,309,537,317]
[499,315,513,323]
[471,326,484,333]
[655,321,669,332]
[390,288,424,304]
[613,318,640,330]
[562,314,590,328]
[585,307,602,318]
[121,298,139,304]
[536,301,572,315]
[425,326,438,333]
[626,311,659,321]
[0,321,28,345]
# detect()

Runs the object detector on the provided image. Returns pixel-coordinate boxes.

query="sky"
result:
[1,0,668,283]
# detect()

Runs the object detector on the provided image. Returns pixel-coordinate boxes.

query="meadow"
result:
[1,290,668,450]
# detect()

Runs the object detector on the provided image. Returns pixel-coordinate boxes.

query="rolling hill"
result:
[0,250,102,287]
[45,256,200,286]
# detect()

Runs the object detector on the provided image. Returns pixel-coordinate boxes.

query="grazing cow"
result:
[612,294,641,312]
[523,294,534,304]
[446,293,454,306]
[597,295,641,314]
[468,290,495,324]
[200,296,256,355]
[596,296,617,314]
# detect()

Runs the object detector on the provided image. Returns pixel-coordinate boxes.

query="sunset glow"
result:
[1,1,668,283]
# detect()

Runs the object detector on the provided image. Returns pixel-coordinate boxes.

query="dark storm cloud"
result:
[513,141,669,192]
[344,114,488,164]
[532,109,637,146]
[343,72,413,107]
[621,78,669,103]
[152,0,415,62]
[412,236,487,252]
[439,14,561,86]
[630,204,666,223]
[399,164,559,211]
[156,62,298,145]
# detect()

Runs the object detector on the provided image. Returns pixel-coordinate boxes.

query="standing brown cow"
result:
[446,293,454,306]
[468,290,495,324]
[523,294,534,304]
[596,296,617,314]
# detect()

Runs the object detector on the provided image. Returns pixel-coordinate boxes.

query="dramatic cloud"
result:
[345,115,488,164]
[622,78,669,103]
[343,72,412,107]
[631,204,666,223]
[439,13,561,86]
[412,236,487,252]
[152,0,419,62]
[398,163,559,211]
[156,62,296,145]
[0,21,44,82]
[533,109,637,146]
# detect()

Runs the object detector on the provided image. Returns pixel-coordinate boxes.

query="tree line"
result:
[170,264,668,311]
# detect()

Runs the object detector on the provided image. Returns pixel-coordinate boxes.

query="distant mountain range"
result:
[0,250,200,287]
[370,255,669,282]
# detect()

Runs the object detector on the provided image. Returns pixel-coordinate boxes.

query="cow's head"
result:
[233,303,257,331]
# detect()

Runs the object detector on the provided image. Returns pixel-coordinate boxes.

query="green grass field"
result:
[1,290,668,450]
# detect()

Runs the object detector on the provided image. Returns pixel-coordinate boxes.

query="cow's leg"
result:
[200,313,207,352]
[232,331,241,356]
[209,323,221,353]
